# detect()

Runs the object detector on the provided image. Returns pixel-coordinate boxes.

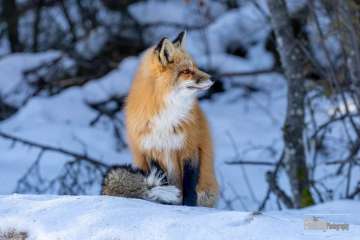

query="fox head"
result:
[147,31,213,95]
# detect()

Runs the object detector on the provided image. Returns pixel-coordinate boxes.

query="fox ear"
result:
[172,31,186,48]
[155,37,175,66]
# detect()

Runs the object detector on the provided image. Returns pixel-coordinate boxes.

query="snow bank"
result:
[0,194,359,240]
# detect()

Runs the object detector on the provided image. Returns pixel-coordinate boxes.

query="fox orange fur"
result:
[125,32,219,207]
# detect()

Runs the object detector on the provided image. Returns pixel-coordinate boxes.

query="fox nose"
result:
[201,73,211,82]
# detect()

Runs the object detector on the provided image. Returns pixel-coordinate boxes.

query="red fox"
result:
[102,32,218,207]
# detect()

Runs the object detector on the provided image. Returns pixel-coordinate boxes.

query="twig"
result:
[348,182,360,199]
[215,68,280,78]
[308,0,360,139]
[311,113,360,140]
[141,21,208,30]
[266,170,294,209]
[226,132,258,204]
[226,160,276,166]
[258,188,271,211]
[257,150,293,211]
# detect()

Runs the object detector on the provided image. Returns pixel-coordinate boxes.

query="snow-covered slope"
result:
[0,195,359,240]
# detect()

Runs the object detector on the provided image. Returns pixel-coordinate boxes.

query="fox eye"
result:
[180,69,192,75]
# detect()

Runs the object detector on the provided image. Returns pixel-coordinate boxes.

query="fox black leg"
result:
[182,160,200,206]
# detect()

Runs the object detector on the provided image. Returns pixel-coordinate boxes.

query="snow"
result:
[0,52,60,106]
[0,0,283,210]
[0,0,358,215]
[0,2,358,240]
[206,5,270,53]
[0,194,359,240]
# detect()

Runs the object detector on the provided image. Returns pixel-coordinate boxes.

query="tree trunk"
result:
[2,0,22,52]
[267,0,314,208]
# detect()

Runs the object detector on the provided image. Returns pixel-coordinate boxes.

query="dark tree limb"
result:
[257,187,271,211]
[215,67,280,78]
[266,171,294,209]
[348,182,360,199]
[32,0,44,52]
[2,0,22,52]
[0,131,108,168]
[258,150,293,210]
[60,0,77,43]
[226,160,276,166]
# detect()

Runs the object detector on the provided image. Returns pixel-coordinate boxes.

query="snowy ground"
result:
[0,1,358,239]
[0,194,359,240]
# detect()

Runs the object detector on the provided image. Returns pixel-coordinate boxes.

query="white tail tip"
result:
[147,185,182,205]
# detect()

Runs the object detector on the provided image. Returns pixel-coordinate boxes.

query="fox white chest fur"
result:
[140,87,196,151]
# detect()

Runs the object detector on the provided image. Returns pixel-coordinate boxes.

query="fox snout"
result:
[191,70,214,90]
[195,70,211,83]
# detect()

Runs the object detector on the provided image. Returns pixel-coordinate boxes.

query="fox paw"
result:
[147,185,182,205]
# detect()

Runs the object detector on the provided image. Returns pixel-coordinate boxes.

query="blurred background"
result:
[0,0,359,211]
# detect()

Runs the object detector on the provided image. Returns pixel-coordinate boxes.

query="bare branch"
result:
[226,160,276,166]
[215,67,280,78]
[0,131,108,168]
[266,170,294,209]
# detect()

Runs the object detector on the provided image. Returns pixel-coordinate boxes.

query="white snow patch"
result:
[0,195,359,240]
[0,52,61,105]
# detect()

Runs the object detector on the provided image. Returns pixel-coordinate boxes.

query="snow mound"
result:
[0,194,359,240]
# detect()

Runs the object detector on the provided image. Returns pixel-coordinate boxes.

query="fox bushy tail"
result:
[101,163,182,205]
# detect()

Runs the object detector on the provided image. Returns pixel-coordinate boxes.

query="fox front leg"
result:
[182,160,200,206]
